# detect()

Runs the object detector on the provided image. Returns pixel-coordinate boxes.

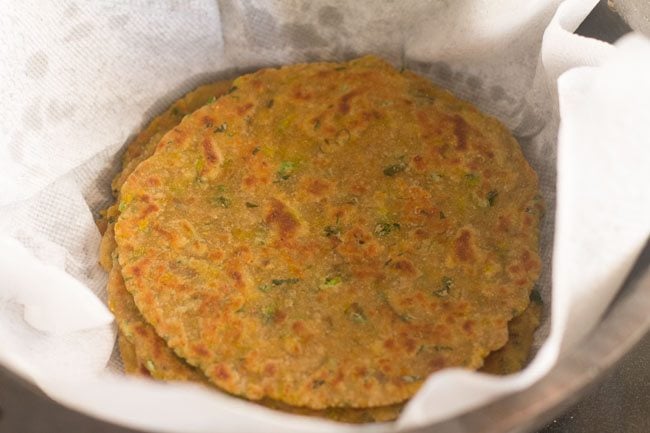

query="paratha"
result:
[114,56,542,409]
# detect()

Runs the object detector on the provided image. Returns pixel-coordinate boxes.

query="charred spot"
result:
[338,90,359,114]
[202,116,215,128]
[521,250,539,272]
[428,357,447,370]
[452,114,469,151]
[193,344,210,357]
[141,204,159,218]
[331,370,345,385]
[455,229,476,262]
[383,338,396,350]
[354,366,368,377]
[236,103,254,115]
[202,138,220,164]
[145,176,161,187]
[263,362,277,376]
[213,364,231,381]
[134,325,147,337]
[292,88,312,100]
[230,270,243,287]
[392,259,417,276]
[275,309,287,324]
[412,155,426,170]
[361,110,381,121]
[292,321,305,333]
[306,179,330,196]
[265,199,299,239]
[515,278,528,286]
[463,320,474,334]
[401,336,417,352]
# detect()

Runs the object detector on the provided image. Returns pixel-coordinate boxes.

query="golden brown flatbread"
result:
[114,56,542,409]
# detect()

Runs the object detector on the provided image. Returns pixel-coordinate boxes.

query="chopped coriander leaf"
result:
[324,276,342,286]
[374,222,400,237]
[433,276,453,297]
[207,96,216,104]
[313,119,321,130]
[271,278,300,286]
[345,303,367,323]
[245,202,259,208]
[530,289,543,305]
[214,123,227,133]
[118,201,127,212]
[107,216,117,224]
[323,225,340,237]
[464,173,479,186]
[277,161,296,180]
[258,284,271,293]
[227,86,238,94]
[252,146,260,155]
[214,196,231,208]
[261,305,277,324]
[383,162,407,176]
[487,190,498,206]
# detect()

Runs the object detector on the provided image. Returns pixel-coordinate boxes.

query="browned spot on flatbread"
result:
[265,199,299,240]
[202,138,220,164]
[455,229,476,262]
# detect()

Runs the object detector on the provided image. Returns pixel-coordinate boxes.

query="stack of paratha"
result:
[97,56,543,423]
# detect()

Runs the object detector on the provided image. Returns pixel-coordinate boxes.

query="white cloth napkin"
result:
[1,0,648,432]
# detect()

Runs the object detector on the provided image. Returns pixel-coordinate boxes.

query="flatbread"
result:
[114,56,542,409]
[102,77,404,421]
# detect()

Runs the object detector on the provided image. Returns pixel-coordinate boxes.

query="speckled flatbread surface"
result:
[113,56,542,409]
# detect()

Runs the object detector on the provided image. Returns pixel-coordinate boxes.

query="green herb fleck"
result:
[214,123,227,133]
[118,201,127,212]
[171,107,181,116]
[271,278,300,286]
[401,375,421,383]
[266,99,274,108]
[383,162,407,176]
[227,86,238,94]
[258,284,271,293]
[487,190,498,207]
[261,305,277,324]
[207,96,216,104]
[107,216,117,224]
[530,289,543,305]
[464,173,479,186]
[375,222,400,237]
[245,202,259,208]
[312,379,325,389]
[324,276,342,287]
[252,146,260,155]
[432,345,453,352]
[334,66,346,71]
[313,119,321,130]
[439,211,446,219]
[324,225,340,237]
[277,161,296,180]
[345,303,367,323]
[433,276,453,297]
[214,196,230,208]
